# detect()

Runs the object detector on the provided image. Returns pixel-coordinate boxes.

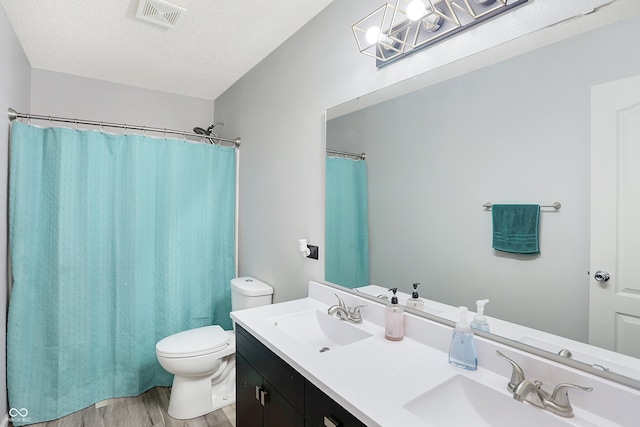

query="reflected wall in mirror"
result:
[326,12,640,381]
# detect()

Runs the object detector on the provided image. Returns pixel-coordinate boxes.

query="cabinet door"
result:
[263,379,304,427]
[237,325,305,413]
[236,353,264,426]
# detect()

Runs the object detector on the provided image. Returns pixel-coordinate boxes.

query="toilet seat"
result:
[156,325,231,358]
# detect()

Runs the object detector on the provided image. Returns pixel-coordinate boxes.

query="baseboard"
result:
[1,413,8,427]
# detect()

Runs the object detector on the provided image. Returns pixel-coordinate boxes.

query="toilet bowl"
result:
[156,325,235,419]
[155,277,273,420]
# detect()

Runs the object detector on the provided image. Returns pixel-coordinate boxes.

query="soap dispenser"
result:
[405,282,425,311]
[470,299,490,332]
[385,288,405,341]
[448,306,477,370]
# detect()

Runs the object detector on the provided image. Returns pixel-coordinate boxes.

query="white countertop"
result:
[231,281,640,427]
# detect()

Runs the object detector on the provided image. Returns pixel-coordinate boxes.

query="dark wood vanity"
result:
[236,325,366,427]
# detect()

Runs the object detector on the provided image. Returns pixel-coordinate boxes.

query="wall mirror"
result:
[325,9,640,387]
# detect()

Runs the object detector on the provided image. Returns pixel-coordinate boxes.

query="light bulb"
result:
[406,0,427,21]
[365,26,381,45]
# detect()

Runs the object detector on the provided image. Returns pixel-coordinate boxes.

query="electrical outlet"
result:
[307,245,319,260]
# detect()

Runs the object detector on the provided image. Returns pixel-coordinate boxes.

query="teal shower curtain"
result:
[7,122,237,425]
[325,157,369,288]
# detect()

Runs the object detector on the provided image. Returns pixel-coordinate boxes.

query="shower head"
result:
[193,126,210,136]
[193,122,225,137]
[193,122,226,144]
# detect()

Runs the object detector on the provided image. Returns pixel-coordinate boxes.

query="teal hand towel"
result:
[492,204,540,254]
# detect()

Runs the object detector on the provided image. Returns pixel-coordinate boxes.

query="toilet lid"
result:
[156,325,231,358]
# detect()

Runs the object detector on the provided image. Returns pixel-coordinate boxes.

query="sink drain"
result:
[319,347,331,353]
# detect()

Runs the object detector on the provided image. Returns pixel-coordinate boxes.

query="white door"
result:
[590,73,640,358]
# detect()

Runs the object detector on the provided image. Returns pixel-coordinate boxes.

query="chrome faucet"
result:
[327,294,366,324]
[496,350,593,418]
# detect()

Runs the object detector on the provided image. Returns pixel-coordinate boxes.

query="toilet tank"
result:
[230,277,273,311]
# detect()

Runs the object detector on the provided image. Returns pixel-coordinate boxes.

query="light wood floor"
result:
[12,387,236,427]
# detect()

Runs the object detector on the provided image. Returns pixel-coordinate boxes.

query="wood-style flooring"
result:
[11,387,236,427]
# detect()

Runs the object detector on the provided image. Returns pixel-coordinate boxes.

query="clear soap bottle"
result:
[385,288,405,341]
[470,299,490,333]
[448,306,478,370]
[405,282,425,311]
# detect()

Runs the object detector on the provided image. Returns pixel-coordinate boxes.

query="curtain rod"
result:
[326,149,366,160]
[7,108,241,148]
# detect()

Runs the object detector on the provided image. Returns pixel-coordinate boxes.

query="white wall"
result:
[0,4,31,422]
[214,0,636,305]
[30,69,215,132]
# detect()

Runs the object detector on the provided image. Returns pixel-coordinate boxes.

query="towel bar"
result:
[483,202,561,209]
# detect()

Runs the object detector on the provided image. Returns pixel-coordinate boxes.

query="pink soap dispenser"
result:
[385,287,405,341]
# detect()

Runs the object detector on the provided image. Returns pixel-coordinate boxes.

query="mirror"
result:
[325,11,640,384]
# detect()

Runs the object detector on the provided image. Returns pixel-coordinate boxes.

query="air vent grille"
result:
[136,0,186,28]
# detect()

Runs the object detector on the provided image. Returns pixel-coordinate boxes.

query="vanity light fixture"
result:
[352,2,409,62]
[353,0,528,67]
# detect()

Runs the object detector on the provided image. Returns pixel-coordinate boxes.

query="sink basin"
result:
[403,375,571,427]
[270,309,372,352]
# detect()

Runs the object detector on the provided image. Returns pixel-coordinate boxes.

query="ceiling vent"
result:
[136,0,186,28]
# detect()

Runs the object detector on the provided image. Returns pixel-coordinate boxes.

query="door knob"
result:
[594,270,610,282]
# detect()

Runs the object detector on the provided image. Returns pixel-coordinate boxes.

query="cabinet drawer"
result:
[305,381,366,427]
[236,325,305,414]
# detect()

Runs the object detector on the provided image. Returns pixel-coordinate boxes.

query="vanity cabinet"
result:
[304,381,366,427]
[236,325,304,427]
[236,353,303,426]
[236,325,366,427]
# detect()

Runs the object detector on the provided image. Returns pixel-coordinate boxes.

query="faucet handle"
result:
[349,304,367,316]
[348,304,367,323]
[333,293,346,309]
[496,351,526,391]
[550,383,593,408]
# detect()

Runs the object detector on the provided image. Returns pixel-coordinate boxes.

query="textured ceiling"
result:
[0,0,334,100]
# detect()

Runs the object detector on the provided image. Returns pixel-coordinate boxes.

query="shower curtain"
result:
[325,157,369,288]
[7,122,237,426]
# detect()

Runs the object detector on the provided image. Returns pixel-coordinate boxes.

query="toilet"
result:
[155,277,274,419]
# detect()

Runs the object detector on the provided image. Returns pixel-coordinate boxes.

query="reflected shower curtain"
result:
[7,122,236,425]
[325,157,369,288]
